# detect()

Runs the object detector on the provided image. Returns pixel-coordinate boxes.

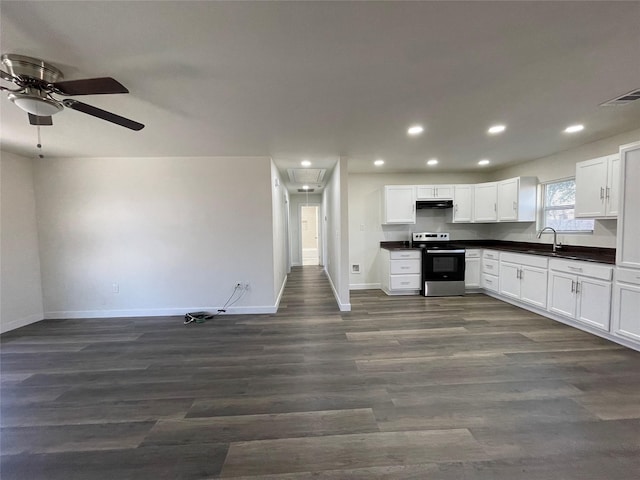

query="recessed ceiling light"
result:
[301,160,311,167]
[478,159,490,166]
[426,158,439,166]
[302,185,310,190]
[407,125,424,136]
[374,159,385,166]
[488,124,506,134]
[564,124,584,133]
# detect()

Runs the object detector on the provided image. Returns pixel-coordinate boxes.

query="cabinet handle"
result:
[571,280,575,293]
[486,264,493,269]
[494,203,497,212]
[455,204,459,212]
[606,186,610,199]
[600,187,604,200]
[513,201,517,211]
[485,278,493,284]
[520,269,524,279]
[400,282,410,285]
[568,266,583,272]
[576,281,580,294]
[400,266,409,269]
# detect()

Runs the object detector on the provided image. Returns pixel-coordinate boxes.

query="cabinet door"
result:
[452,185,473,222]
[497,178,519,221]
[605,155,620,217]
[465,257,481,288]
[617,143,640,268]
[576,277,611,331]
[473,182,498,222]
[383,186,416,224]
[520,266,548,308]
[434,185,453,199]
[548,272,577,318]
[416,185,436,200]
[575,157,607,217]
[499,262,521,300]
[613,281,640,342]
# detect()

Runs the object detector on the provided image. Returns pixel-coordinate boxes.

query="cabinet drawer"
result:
[466,249,481,258]
[390,250,421,260]
[501,252,548,269]
[483,250,500,261]
[390,259,421,274]
[549,259,612,281]
[616,267,640,286]
[390,274,421,290]
[482,274,499,292]
[483,258,499,274]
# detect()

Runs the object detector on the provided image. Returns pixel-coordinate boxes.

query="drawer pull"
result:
[571,280,575,293]
[400,282,410,285]
[568,266,583,272]
[400,266,409,269]
[486,264,493,269]
[485,279,493,284]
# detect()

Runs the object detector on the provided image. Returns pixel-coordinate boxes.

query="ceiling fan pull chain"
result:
[36,125,44,158]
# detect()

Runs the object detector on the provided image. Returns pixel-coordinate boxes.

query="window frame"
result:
[539,177,594,234]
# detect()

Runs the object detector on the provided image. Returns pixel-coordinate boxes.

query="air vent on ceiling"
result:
[287,168,326,184]
[297,188,315,192]
[600,89,640,106]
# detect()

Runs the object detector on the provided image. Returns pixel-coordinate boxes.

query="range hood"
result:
[416,200,454,209]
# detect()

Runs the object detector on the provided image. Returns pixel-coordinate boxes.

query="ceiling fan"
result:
[0,53,144,131]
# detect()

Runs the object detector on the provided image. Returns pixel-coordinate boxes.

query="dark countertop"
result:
[380,240,616,264]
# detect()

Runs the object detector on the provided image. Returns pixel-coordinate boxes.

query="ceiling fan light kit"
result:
[0,53,144,130]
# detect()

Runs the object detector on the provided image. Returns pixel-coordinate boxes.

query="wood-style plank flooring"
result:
[1,265,640,479]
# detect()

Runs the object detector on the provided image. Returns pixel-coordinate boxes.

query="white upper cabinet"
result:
[416,185,453,200]
[497,177,537,222]
[575,154,620,218]
[451,185,473,223]
[381,185,416,224]
[473,182,498,222]
[617,142,640,269]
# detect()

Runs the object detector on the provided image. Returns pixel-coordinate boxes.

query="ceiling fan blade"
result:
[52,77,129,95]
[28,113,53,126]
[62,99,144,131]
[1,69,16,82]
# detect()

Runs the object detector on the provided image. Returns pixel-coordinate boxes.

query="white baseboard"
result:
[324,268,351,312]
[44,304,277,320]
[350,283,381,290]
[0,312,44,334]
[275,275,288,310]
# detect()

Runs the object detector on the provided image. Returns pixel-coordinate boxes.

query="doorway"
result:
[301,205,320,265]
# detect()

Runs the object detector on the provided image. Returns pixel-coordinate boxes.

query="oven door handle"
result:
[425,249,466,254]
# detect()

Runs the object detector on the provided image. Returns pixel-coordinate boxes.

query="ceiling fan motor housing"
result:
[1,53,63,83]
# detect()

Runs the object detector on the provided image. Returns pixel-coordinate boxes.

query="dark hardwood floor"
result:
[1,265,640,479]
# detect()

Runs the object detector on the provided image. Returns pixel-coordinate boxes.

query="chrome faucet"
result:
[537,226,561,252]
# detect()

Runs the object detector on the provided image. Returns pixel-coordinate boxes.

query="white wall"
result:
[348,171,489,290]
[488,128,640,248]
[289,193,322,266]
[271,160,288,305]
[323,159,350,311]
[33,156,277,318]
[1,151,44,333]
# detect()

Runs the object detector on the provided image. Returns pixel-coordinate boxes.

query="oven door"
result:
[423,249,466,281]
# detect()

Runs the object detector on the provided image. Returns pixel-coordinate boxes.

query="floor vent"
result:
[600,89,640,106]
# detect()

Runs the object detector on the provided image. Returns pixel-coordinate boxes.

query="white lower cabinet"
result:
[380,249,421,295]
[499,252,548,308]
[547,259,613,332]
[465,249,481,289]
[612,268,640,342]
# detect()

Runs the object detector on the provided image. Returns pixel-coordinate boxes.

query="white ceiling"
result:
[1,1,640,192]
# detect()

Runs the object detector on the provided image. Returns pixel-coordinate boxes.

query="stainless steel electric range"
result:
[412,232,466,297]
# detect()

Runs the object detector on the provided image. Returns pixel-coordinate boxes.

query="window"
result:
[542,179,594,233]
